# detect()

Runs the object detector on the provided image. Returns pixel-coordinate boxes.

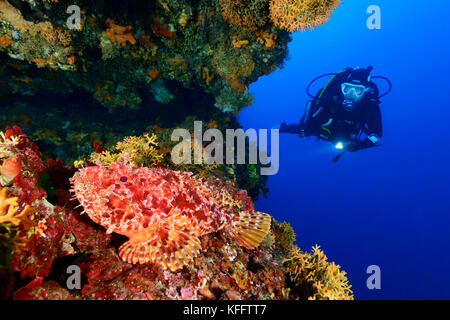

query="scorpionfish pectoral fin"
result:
[118,222,201,272]
[229,210,271,249]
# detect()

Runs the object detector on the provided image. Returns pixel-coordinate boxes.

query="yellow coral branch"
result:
[283,244,353,300]
[0,188,31,226]
[90,133,163,168]
[0,131,20,146]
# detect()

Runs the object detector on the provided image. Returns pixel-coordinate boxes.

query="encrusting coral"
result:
[269,0,341,32]
[211,46,255,93]
[219,0,269,32]
[276,221,297,257]
[104,19,136,47]
[0,0,74,70]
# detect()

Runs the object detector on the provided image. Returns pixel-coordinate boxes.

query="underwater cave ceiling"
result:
[0,0,343,166]
[0,0,296,161]
[0,0,291,112]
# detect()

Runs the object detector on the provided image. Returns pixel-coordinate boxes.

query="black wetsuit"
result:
[281,79,383,152]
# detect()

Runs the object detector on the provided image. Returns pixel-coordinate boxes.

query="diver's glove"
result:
[278,122,306,137]
[346,136,382,152]
[345,140,361,152]
[279,122,288,131]
[278,122,297,133]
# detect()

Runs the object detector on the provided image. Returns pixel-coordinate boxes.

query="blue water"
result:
[238,0,450,299]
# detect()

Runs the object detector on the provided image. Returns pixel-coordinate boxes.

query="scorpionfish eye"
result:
[119,176,129,183]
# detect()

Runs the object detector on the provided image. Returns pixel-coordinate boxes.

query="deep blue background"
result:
[238,0,450,299]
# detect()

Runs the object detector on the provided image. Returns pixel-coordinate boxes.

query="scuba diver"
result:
[279,66,392,161]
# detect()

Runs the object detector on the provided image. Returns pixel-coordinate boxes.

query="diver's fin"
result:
[230,210,271,249]
[118,223,201,271]
[332,151,346,162]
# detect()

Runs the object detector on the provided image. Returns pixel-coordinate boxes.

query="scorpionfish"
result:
[70,158,271,271]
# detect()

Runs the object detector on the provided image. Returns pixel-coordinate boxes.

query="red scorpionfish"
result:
[70,158,271,271]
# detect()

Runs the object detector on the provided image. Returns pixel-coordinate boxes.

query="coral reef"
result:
[0,128,352,300]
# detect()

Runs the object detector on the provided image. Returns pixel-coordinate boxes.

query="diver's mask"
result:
[341,82,367,110]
